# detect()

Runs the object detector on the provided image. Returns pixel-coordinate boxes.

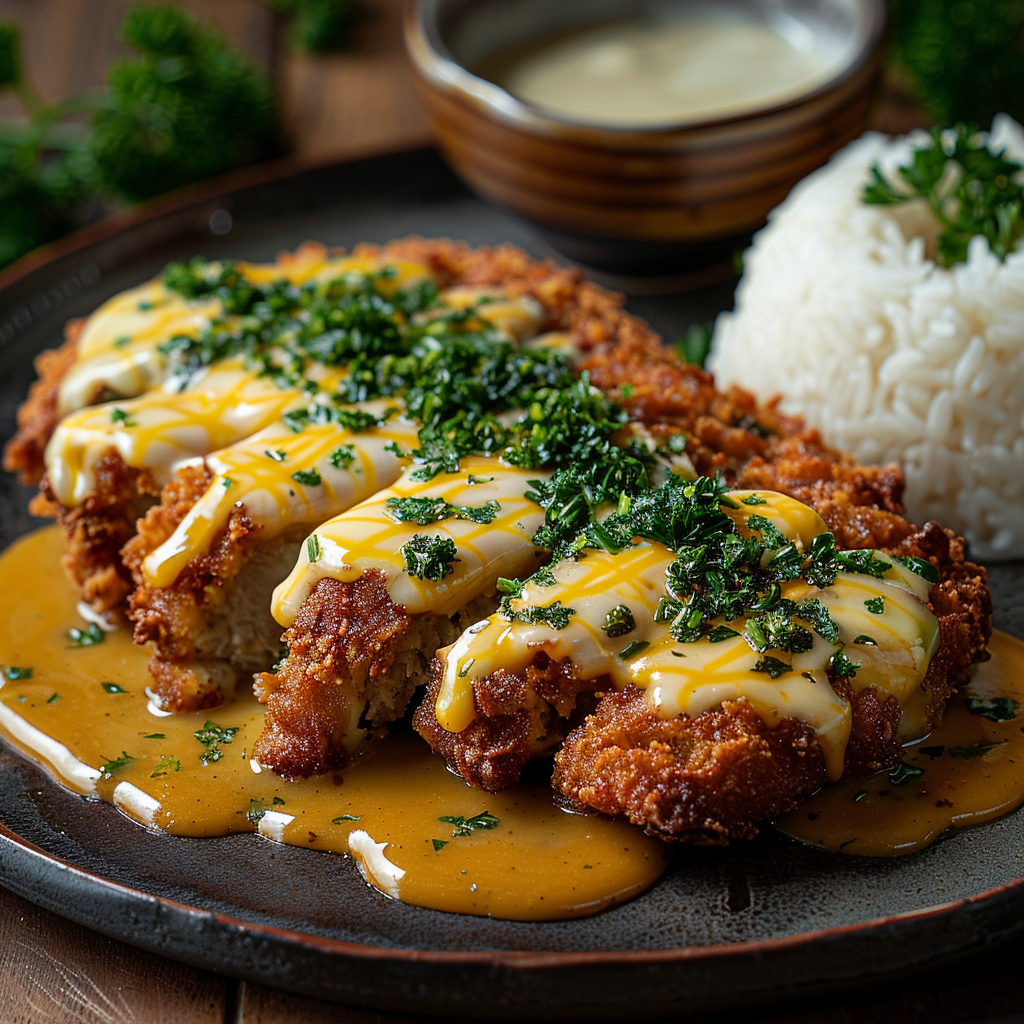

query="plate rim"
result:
[1,144,1023,1016]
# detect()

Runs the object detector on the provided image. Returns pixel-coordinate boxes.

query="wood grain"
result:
[0,883,228,1024]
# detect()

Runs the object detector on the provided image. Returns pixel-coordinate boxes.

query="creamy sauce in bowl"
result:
[478,16,841,127]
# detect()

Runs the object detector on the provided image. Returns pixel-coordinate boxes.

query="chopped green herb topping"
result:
[332,813,361,823]
[853,634,878,646]
[291,468,323,487]
[4,666,32,680]
[964,697,1019,722]
[893,555,939,585]
[193,720,239,765]
[329,444,355,469]
[864,596,885,614]
[100,752,134,779]
[245,795,286,824]
[265,448,287,462]
[109,407,135,427]
[68,623,105,646]
[385,496,501,526]
[741,495,767,506]
[888,761,925,785]
[948,739,1009,759]
[827,649,861,679]
[503,600,575,631]
[602,605,636,638]
[620,640,650,660]
[306,534,322,562]
[438,811,500,837]
[467,474,494,485]
[151,755,181,778]
[401,534,458,581]
[144,733,166,740]
[863,126,1024,267]
[101,682,128,694]
[114,335,132,348]
[46,693,61,705]
[852,790,867,803]
[432,839,448,852]
[753,656,791,679]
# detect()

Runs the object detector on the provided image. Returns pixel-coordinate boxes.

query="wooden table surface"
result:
[0,2,1022,1021]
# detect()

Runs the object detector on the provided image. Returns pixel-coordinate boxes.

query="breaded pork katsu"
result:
[4,237,991,845]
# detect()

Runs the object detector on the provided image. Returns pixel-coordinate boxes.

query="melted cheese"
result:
[272,457,549,626]
[436,491,940,780]
[57,254,433,416]
[142,402,420,588]
[46,360,304,505]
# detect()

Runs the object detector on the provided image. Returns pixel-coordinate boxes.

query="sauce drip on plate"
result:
[0,527,667,920]
[1,527,1022,915]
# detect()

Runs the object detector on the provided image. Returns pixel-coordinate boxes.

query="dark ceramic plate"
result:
[0,148,1023,1020]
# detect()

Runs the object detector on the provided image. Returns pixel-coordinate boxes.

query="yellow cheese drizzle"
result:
[272,456,550,626]
[435,491,939,780]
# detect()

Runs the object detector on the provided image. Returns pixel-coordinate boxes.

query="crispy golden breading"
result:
[416,490,990,835]
[3,320,83,486]
[413,653,599,792]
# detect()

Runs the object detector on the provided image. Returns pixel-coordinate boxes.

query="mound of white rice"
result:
[709,116,1024,560]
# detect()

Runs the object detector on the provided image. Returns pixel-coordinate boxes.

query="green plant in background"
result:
[0,5,276,270]
[89,5,276,201]
[266,0,356,52]
[890,0,1024,125]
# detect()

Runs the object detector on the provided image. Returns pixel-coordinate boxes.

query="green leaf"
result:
[291,468,323,487]
[0,23,21,89]
[4,665,32,680]
[68,623,105,646]
[431,839,448,852]
[964,697,1018,722]
[888,761,924,785]
[151,755,181,778]
[101,681,128,694]
[401,534,458,581]
[948,739,1008,759]
[100,751,134,779]
[619,640,650,660]
[602,605,635,639]
[438,811,500,837]
[752,655,791,679]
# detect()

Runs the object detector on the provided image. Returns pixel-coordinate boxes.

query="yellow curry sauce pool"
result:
[1,526,1023,920]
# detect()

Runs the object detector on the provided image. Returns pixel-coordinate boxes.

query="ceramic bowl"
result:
[405,0,887,275]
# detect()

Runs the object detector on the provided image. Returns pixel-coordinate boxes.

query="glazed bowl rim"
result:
[406,0,888,141]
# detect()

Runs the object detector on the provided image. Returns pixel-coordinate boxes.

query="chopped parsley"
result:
[602,605,636,638]
[331,813,361,823]
[853,634,878,646]
[291,468,323,487]
[893,555,939,585]
[467,474,494,485]
[864,596,885,614]
[827,649,861,679]
[114,335,132,348]
[432,839,448,852]
[385,496,501,526]
[752,656,791,679]
[964,697,1019,722]
[438,811,500,837]
[265,448,287,462]
[863,125,1024,267]
[401,534,458,581]
[144,733,166,740]
[68,623,105,646]
[4,666,32,680]
[46,693,61,705]
[888,761,925,785]
[193,720,239,764]
[329,444,355,469]
[101,682,128,694]
[109,407,135,427]
[948,739,1008,759]
[306,534,322,562]
[741,494,767,506]
[100,752,134,779]
[245,796,285,824]
[502,600,575,631]
[151,755,181,778]
[620,640,650,660]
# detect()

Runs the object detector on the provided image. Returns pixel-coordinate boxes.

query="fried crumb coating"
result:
[3,320,83,486]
